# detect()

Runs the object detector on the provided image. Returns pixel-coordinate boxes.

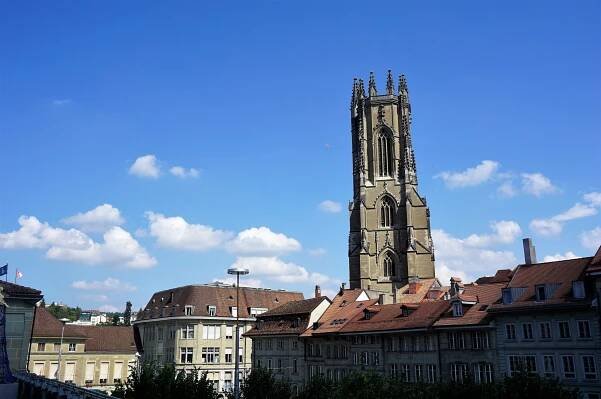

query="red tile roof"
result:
[33,307,136,353]
[259,297,329,317]
[435,283,504,327]
[488,256,593,312]
[137,283,303,320]
[475,269,513,285]
[0,281,42,299]
[339,300,450,333]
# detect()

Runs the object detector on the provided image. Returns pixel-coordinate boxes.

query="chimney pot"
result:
[523,238,537,264]
[378,294,385,305]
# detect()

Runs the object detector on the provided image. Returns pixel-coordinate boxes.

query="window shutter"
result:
[99,362,109,380]
[65,362,76,381]
[114,362,123,380]
[33,362,44,375]
[48,362,58,379]
[85,362,95,381]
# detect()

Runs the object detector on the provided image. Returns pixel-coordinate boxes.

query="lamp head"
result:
[227,267,249,276]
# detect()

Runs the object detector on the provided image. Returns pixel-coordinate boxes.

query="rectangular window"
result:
[68,343,76,352]
[185,305,194,316]
[230,307,238,317]
[562,355,575,379]
[268,359,272,370]
[452,302,463,317]
[472,331,489,349]
[48,362,58,379]
[226,326,233,339]
[207,305,216,316]
[401,364,410,382]
[277,359,282,371]
[293,358,298,373]
[85,362,95,384]
[33,362,45,376]
[390,363,398,378]
[225,348,232,363]
[361,351,368,366]
[113,362,123,384]
[535,284,546,301]
[180,347,194,364]
[474,363,493,384]
[505,324,516,340]
[99,362,109,384]
[202,325,221,340]
[201,347,219,363]
[64,362,76,383]
[502,289,512,304]
[578,320,591,338]
[508,355,537,376]
[540,322,552,339]
[181,324,195,339]
[37,342,46,352]
[451,363,468,383]
[543,355,555,378]
[426,364,436,383]
[239,347,244,363]
[559,321,571,339]
[415,364,424,382]
[448,332,465,350]
[522,323,533,340]
[572,281,585,299]
[372,352,380,365]
[582,356,597,380]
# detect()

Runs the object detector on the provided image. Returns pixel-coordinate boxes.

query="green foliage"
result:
[112,362,218,399]
[46,303,81,322]
[237,367,291,399]
[236,370,578,399]
[124,301,133,326]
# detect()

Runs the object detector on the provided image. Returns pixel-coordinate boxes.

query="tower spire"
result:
[368,72,377,96]
[386,70,394,95]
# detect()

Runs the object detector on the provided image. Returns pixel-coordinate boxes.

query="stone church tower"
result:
[348,71,435,297]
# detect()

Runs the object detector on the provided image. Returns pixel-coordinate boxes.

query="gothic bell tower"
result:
[348,71,435,297]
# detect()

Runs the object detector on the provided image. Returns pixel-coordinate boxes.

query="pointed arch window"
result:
[383,253,395,278]
[380,197,394,228]
[378,130,394,177]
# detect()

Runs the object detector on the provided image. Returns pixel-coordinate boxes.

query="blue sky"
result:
[1,1,599,313]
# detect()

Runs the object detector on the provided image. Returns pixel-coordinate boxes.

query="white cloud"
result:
[146,212,233,251]
[98,304,119,312]
[542,252,579,263]
[520,173,558,197]
[497,181,517,198]
[530,193,600,237]
[432,228,518,283]
[46,226,156,268]
[308,248,327,256]
[584,192,601,207]
[229,257,330,285]
[529,219,563,236]
[227,227,301,255]
[62,204,124,233]
[169,166,200,179]
[318,200,342,213]
[436,160,499,188]
[581,227,601,251]
[0,216,156,268]
[129,154,160,178]
[72,277,136,292]
[464,221,522,247]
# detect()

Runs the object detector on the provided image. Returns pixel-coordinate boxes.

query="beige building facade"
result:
[28,307,137,393]
[134,282,303,396]
[349,72,435,298]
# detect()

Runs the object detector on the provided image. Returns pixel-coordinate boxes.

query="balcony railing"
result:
[14,372,112,399]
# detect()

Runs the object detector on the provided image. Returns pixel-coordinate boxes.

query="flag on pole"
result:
[16,270,23,279]
[0,265,6,277]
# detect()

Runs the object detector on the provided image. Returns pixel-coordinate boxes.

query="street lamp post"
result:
[227,267,249,399]
[55,318,70,380]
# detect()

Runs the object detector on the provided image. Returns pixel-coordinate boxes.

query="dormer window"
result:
[364,309,372,320]
[535,285,546,301]
[452,302,463,317]
[230,307,238,317]
[502,288,512,305]
[572,281,585,299]
[207,305,216,316]
[184,305,194,316]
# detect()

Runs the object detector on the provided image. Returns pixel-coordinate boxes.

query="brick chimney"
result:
[314,285,321,298]
[408,277,421,295]
[523,238,537,264]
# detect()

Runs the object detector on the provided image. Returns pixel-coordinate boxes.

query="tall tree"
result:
[124,301,132,326]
